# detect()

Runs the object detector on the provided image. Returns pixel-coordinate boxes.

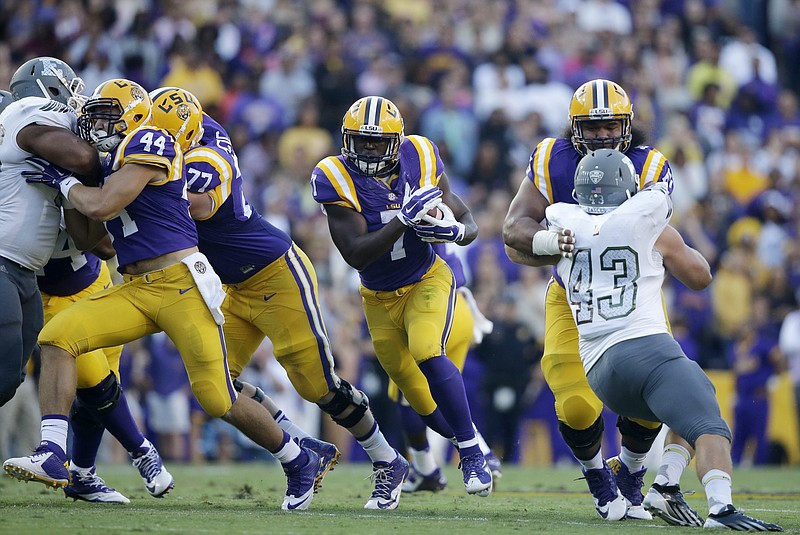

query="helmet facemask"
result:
[342,131,401,177]
[341,96,404,178]
[77,80,151,152]
[569,79,634,155]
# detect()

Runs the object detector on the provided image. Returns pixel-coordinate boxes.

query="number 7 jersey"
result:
[546,188,673,373]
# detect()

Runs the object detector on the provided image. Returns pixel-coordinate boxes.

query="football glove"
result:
[22,156,81,198]
[414,203,466,243]
[397,184,443,226]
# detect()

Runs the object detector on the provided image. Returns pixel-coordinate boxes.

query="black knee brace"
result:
[558,415,604,450]
[617,416,662,453]
[232,378,266,403]
[69,398,103,430]
[317,378,369,428]
[76,372,121,414]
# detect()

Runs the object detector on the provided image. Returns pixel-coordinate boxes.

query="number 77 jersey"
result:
[546,188,673,374]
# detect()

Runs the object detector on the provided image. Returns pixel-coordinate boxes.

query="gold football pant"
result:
[41,262,123,389]
[360,255,455,416]
[38,261,235,418]
[222,244,337,403]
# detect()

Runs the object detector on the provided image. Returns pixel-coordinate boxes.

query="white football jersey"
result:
[547,187,673,373]
[0,97,77,270]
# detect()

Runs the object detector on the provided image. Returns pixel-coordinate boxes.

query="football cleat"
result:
[364,452,410,510]
[402,465,448,493]
[581,461,627,521]
[131,440,174,497]
[3,442,69,489]
[485,451,503,489]
[607,456,651,520]
[643,483,704,527]
[703,504,783,531]
[282,447,323,511]
[459,452,493,497]
[298,436,340,493]
[64,466,130,503]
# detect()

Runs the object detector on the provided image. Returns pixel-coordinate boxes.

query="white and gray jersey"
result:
[547,186,673,373]
[0,97,77,271]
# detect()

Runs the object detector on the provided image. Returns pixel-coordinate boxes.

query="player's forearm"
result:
[337,220,407,271]
[503,218,559,266]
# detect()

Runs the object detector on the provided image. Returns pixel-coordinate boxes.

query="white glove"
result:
[414,203,466,243]
[397,184,443,226]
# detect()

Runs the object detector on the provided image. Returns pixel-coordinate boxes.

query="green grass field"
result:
[1,462,797,534]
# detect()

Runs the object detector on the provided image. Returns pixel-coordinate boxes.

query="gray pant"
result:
[587,333,731,447]
[0,257,43,406]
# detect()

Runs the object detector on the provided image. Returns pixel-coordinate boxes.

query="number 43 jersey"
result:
[546,188,673,373]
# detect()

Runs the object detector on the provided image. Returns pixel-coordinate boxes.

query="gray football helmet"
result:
[573,148,638,214]
[9,57,85,107]
[0,89,12,115]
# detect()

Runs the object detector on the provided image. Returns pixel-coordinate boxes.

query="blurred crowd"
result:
[0,0,798,467]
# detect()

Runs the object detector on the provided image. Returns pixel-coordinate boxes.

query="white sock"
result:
[40,417,68,453]
[69,460,93,472]
[274,410,311,440]
[654,443,691,486]
[702,469,733,515]
[272,433,303,464]
[357,424,396,463]
[475,425,491,456]
[619,446,647,473]
[578,450,605,471]
[409,446,438,475]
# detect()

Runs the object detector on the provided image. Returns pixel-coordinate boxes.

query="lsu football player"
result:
[503,79,701,524]
[37,222,173,502]
[546,148,782,532]
[388,242,501,493]
[311,96,494,498]
[148,87,408,510]
[5,79,327,512]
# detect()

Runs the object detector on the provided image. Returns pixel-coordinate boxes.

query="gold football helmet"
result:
[149,87,204,152]
[77,78,152,152]
[569,79,633,155]
[341,96,404,177]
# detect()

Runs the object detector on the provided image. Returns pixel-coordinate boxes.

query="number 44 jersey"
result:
[546,187,673,374]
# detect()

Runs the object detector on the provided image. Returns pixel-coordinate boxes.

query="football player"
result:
[148,86,408,510]
[389,242,501,493]
[0,58,102,407]
[546,148,782,531]
[503,79,700,523]
[4,79,327,512]
[311,96,493,499]
[36,219,174,503]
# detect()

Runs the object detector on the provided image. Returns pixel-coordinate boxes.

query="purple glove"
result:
[413,203,466,243]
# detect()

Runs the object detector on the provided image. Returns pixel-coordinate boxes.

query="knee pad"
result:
[76,372,121,414]
[558,389,603,430]
[69,398,103,430]
[617,416,663,442]
[317,378,369,428]
[558,415,604,451]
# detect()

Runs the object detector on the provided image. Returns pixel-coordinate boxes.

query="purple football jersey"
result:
[37,228,102,296]
[311,135,444,291]
[185,115,292,284]
[102,127,197,267]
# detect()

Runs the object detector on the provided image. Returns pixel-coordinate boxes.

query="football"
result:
[418,205,444,225]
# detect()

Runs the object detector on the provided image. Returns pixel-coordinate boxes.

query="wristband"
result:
[59,176,81,200]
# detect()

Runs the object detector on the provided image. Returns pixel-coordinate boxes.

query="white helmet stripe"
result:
[364,96,382,127]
